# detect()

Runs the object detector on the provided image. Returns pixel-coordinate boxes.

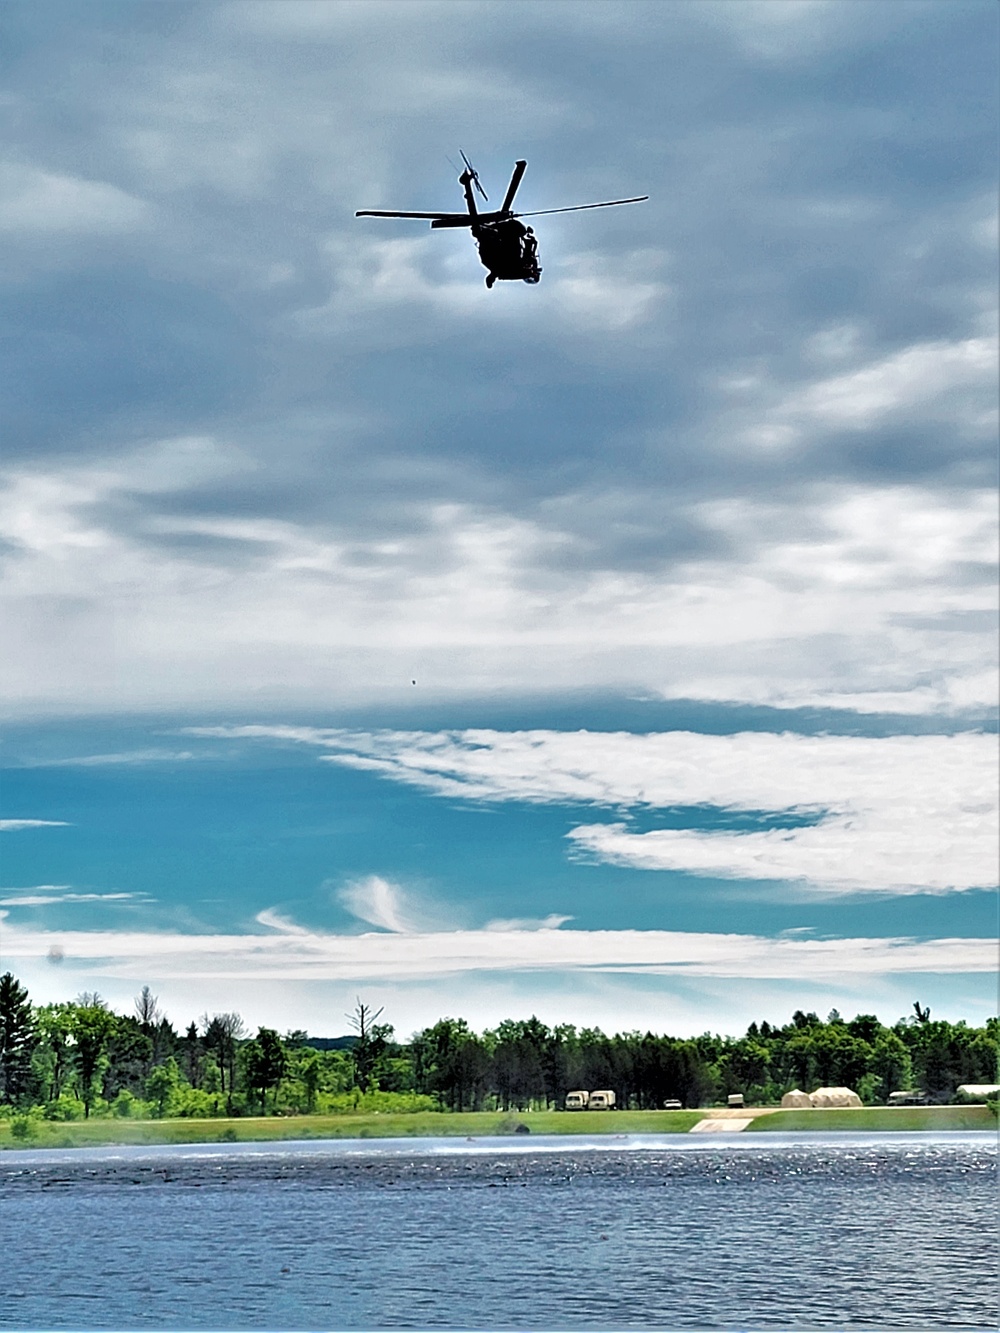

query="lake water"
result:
[0,1132,995,1331]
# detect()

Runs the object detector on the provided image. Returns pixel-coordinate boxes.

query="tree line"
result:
[0,973,996,1122]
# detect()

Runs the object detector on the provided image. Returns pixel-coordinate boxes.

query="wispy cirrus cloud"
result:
[0,910,991,984]
[335,875,420,934]
[330,874,467,935]
[566,818,994,895]
[254,907,312,936]
[25,749,198,768]
[0,819,70,831]
[485,914,573,932]
[0,883,70,892]
[185,726,999,895]
[327,874,572,935]
[0,892,139,907]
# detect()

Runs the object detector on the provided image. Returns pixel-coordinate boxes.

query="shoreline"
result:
[1,1103,994,1151]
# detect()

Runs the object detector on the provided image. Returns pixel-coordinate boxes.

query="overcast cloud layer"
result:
[0,1,996,1034]
[1,0,996,715]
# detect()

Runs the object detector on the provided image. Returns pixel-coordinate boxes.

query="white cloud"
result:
[0,884,71,892]
[0,892,137,907]
[747,336,998,449]
[27,750,197,767]
[305,235,669,335]
[567,816,991,895]
[0,820,70,831]
[2,440,995,715]
[697,0,926,63]
[485,914,573,932]
[255,907,312,936]
[0,163,149,235]
[0,910,990,984]
[335,875,420,934]
[194,726,999,895]
[545,249,669,331]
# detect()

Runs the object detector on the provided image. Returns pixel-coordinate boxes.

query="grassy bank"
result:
[0,1108,702,1150]
[2,1103,994,1150]
[747,1104,997,1132]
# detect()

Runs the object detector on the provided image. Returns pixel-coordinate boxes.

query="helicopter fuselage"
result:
[473,217,541,285]
[456,164,540,285]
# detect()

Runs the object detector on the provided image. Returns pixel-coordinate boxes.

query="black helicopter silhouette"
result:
[356,153,647,289]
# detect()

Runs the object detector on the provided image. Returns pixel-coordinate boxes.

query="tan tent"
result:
[781,1088,812,1108]
[956,1084,1000,1100]
[809,1086,862,1108]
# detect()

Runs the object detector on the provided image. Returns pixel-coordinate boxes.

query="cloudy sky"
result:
[2,0,997,1040]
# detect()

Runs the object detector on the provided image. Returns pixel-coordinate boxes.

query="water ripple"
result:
[1,1135,995,1329]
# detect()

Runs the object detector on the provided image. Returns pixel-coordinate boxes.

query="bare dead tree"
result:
[348,999,385,1040]
[134,985,162,1030]
[347,999,392,1092]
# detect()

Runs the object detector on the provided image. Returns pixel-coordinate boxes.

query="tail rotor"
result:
[459,149,489,202]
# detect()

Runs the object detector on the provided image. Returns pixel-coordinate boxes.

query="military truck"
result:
[588,1089,616,1110]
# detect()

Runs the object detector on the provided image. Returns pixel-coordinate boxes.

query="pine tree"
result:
[0,973,37,1106]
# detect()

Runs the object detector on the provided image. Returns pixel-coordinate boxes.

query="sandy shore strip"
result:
[690,1117,754,1132]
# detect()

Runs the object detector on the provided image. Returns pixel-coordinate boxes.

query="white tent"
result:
[956,1084,1000,1100]
[809,1086,862,1108]
[781,1088,812,1108]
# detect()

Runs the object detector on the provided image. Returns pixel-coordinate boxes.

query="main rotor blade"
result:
[500,160,527,214]
[355,210,472,220]
[513,195,648,220]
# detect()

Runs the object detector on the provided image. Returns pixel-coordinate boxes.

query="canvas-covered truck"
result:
[588,1090,616,1110]
[564,1090,590,1110]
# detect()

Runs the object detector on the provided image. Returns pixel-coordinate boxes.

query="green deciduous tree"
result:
[31,1004,75,1103]
[102,1017,154,1101]
[202,1012,246,1111]
[300,1054,321,1112]
[71,1002,117,1118]
[243,1028,287,1113]
[871,1031,913,1101]
[145,1057,181,1117]
[412,1018,490,1110]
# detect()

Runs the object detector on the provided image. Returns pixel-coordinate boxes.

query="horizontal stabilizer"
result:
[355,210,472,221]
[431,216,484,229]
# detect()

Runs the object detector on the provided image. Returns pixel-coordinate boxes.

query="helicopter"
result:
[355,153,648,288]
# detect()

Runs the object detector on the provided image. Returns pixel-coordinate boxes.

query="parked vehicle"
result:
[727,1094,745,1108]
[588,1089,616,1110]
[663,1099,683,1110]
[564,1090,590,1110]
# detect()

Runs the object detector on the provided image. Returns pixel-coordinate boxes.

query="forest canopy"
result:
[0,974,996,1123]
